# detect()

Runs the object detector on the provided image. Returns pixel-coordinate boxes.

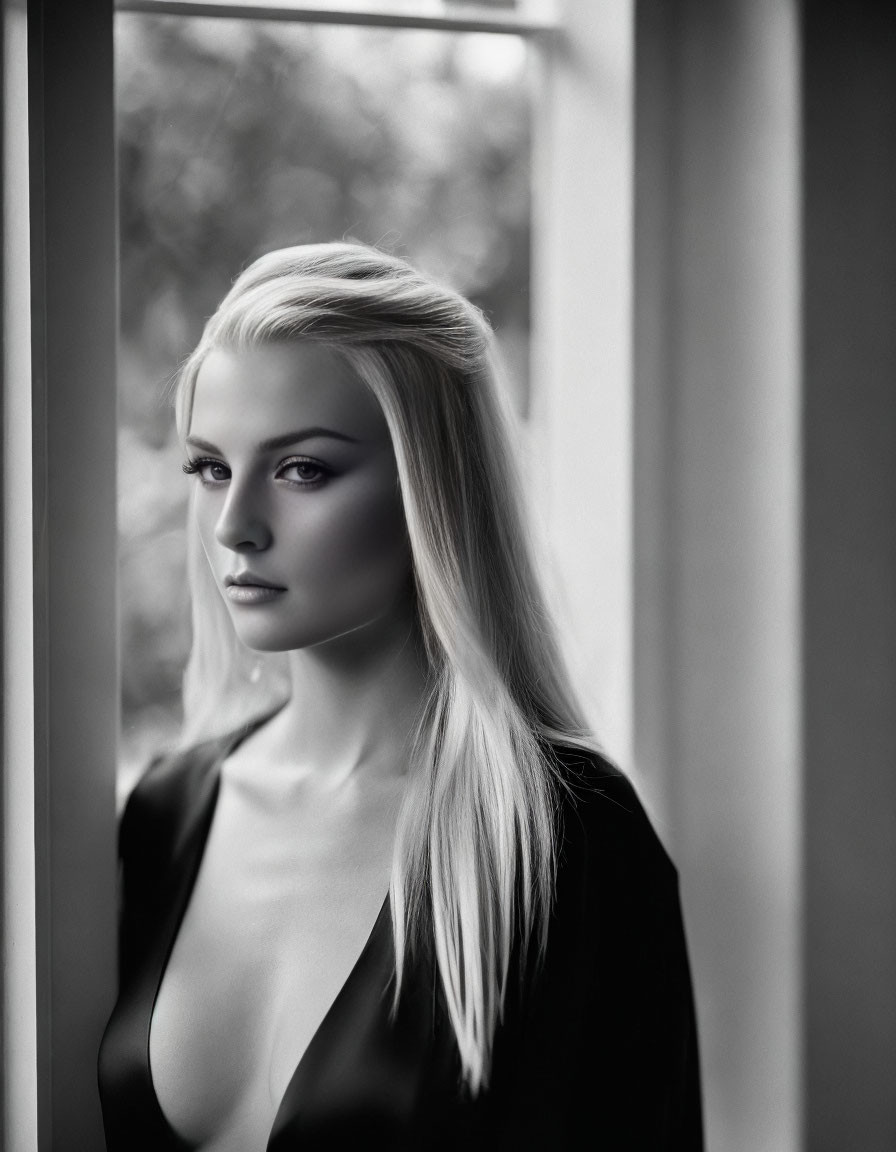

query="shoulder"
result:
[536,746,698,1061]
[540,743,687,992]
[122,741,213,827]
[550,742,678,896]
[498,747,703,1147]
[114,736,224,981]
[117,722,257,900]
[119,710,279,879]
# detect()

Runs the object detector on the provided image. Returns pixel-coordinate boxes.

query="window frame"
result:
[2,2,636,1147]
[3,1,119,1149]
[115,0,558,36]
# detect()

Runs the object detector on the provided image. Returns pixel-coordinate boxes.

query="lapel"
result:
[115,717,461,1151]
[268,894,437,1147]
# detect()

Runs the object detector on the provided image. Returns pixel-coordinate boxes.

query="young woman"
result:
[99,243,703,1151]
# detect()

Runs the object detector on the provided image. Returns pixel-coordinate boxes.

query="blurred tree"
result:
[116,13,532,781]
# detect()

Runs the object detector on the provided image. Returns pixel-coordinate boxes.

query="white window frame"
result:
[4,1,120,1149]
[2,2,636,1147]
[116,0,558,35]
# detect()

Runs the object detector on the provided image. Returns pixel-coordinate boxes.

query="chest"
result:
[149,774,399,1151]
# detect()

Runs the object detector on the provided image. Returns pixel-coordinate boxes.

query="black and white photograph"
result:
[1,2,894,1151]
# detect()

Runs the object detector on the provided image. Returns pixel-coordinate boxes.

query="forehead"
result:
[189,342,389,447]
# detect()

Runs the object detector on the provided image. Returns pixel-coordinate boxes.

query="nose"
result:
[214,481,273,553]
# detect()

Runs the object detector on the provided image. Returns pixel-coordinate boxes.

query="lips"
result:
[225,571,286,590]
[224,571,286,605]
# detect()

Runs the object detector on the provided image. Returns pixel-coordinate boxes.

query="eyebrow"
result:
[185,427,361,454]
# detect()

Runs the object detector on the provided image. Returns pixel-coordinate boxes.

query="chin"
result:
[233,608,409,656]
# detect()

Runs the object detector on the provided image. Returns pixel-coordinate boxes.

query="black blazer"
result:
[98,720,703,1151]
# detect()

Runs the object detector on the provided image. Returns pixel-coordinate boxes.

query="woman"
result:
[99,243,703,1150]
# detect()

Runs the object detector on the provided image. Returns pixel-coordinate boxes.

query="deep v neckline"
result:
[147,717,393,1151]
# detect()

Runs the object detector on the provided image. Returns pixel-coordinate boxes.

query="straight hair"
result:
[174,243,597,1092]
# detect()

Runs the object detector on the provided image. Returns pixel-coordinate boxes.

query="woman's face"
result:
[186,341,411,654]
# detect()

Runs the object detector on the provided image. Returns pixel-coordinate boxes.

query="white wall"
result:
[635,3,802,1149]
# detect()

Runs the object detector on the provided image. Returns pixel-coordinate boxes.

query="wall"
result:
[802,4,896,1149]
[635,2,802,1149]
[636,3,896,1150]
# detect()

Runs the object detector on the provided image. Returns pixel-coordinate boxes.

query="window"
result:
[3,3,636,1146]
[116,9,536,793]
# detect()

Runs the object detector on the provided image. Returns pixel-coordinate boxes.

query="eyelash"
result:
[276,455,331,488]
[182,457,229,486]
[182,455,331,489]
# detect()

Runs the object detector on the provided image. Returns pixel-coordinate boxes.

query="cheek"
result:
[326,492,405,563]
[298,483,409,591]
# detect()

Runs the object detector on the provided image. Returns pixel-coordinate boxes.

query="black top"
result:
[98,720,703,1151]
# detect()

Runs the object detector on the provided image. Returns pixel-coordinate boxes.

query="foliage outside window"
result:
[117,14,533,789]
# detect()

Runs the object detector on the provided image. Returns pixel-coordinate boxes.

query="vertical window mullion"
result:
[2,0,39,1145]
[26,0,119,1147]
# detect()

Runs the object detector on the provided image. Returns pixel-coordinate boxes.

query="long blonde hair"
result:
[174,243,595,1092]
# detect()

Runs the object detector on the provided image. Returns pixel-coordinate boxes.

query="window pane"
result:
[116,12,533,787]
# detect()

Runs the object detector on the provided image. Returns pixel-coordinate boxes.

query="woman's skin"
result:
[150,342,428,1152]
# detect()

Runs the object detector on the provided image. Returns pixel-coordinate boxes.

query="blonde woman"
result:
[99,243,703,1151]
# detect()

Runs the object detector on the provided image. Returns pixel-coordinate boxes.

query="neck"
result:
[268,601,428,782]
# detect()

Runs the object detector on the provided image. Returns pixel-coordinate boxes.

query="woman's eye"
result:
[182,458,230,485]
[276,458,329,486]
